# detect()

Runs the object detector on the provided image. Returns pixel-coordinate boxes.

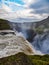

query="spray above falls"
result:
[9,17,49,54]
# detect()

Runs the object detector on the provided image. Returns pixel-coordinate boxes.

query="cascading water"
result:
[32,31,49,54]
[9,22,49,54]
[0,30,38,58]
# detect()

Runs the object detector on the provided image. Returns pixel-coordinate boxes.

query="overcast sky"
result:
[0,0,49,22]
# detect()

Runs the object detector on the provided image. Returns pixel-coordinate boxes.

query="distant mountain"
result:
[35,16,49,28]
[10,16,49,32]
[33,16,49,34]
[0,19,11,30]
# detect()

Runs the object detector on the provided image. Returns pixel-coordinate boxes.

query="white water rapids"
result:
[0,30,33,58]
[0,30,43,58]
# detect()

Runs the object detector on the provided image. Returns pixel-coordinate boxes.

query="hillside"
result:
[33,16,49,34]
[0,52,32,65]
[28,54,49,65]
[35,16,49,28]
[0,52,49,65]
[0,19,11,30]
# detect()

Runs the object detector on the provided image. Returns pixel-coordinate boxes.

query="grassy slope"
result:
[0,52,32,65]
[0,52,49,65]
[28,55,49,65]
[0,19,10,30]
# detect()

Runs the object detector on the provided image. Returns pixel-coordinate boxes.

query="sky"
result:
[0,0,49,22]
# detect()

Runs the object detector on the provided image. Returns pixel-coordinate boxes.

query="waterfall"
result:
[32,32,49,54]
[9,22,49,54]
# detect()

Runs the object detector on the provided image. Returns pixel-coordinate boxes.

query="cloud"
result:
[23,0,39,7]
[0,8,33,19]
[2,1,24,12]
[0,0,49,22]
[30,0,49,14]
[2,4,12,12]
